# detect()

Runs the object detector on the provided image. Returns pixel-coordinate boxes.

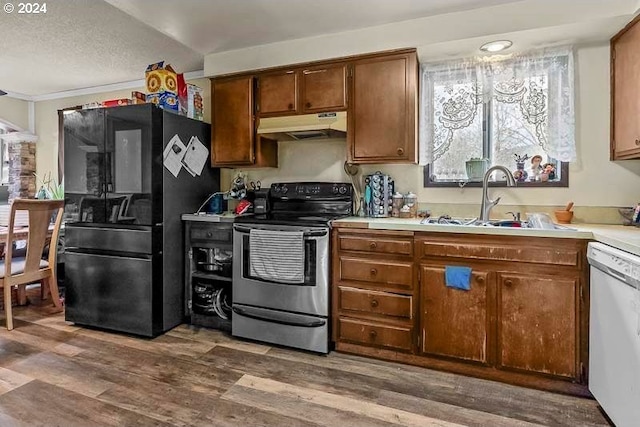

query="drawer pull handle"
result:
[369,330,377,339]
[305,102,312,109]
[397,147,405,156]
[370,268,378,276]
[476,276,485,283]
[370,299,379,308]
[288,103,294,110]
[206,232,213,238]
[369,241,378,249]
[504,279,514,287]
[636,138,640,146]
[303,69,327,75]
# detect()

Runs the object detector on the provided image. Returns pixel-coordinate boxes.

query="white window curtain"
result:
[419,46,576,165]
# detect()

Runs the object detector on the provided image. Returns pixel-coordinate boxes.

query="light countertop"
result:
[332,217,640,257]
[181,212,247,223]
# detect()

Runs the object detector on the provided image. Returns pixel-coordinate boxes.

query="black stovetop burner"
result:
[235,182,354,227]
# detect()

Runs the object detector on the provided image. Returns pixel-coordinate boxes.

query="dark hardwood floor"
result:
[0,292,611,427]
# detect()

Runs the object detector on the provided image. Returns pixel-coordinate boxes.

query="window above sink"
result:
[419,46,575,188]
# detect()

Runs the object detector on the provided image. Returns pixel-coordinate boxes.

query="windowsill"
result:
[423,179,568,188]
[423,163,569,188]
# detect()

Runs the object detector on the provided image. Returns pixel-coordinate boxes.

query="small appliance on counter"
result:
[253,188,271,214]
[364,172,394,217]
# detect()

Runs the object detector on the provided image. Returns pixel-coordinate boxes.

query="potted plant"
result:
[34,171,64,200]
[465,157,489,181]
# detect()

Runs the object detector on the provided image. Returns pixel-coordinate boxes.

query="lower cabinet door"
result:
[420,265,490,364]
[497,273,578,379]
[65,251,155,336]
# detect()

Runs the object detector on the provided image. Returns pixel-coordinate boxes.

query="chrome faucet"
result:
[480,165,517,222]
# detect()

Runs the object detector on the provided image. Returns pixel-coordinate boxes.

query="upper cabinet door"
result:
[611,16,640,160]
[349,50,418,164]
[257,70,298,116]
[301,63,348,113]
[212,76,255,166]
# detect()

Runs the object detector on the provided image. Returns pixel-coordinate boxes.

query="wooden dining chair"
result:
[1,199,64,330]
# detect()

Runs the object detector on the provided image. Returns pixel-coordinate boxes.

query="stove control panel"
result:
[271,182,353,200]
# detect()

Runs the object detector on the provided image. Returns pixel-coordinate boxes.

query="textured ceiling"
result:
[0,0,203,96]
[104,0,520,55]
[0,0,638,97]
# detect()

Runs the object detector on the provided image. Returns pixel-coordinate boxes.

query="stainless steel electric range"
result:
[232,182,353,353]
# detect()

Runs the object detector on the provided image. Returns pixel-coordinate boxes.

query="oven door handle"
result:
[234,225,327,237]
[232,306,327,328]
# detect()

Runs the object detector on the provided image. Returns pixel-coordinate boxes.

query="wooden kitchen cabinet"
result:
[611,15,640,159]
[257,70,298,116]
[331,225,591,396]
[420,265,491,364]
[332,229,417,353]
[300,63,348,113]
[257,63,347,117]
[210,76,277,167]
[348,50,418,164]
[497,273,579,379]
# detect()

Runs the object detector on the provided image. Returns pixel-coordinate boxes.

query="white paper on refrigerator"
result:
[182,136,209,176]
[163,134,186,178]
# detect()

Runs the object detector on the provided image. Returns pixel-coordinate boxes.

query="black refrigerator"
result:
[63,104,219,337]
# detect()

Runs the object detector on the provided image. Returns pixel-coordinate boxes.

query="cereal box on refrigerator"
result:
[187,84,203,120]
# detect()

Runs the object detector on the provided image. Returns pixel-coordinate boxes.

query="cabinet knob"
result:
[369,329,377,339]
[288,103,294,110]
[397,147,405,156]
[369,241,377,249]
[370,268,378,276]
[504,279,514,287]
[370,299,379,308]
[206,232,213,238]
[305,102,312,109]
[476,276,485,283]
[636,138,640,146]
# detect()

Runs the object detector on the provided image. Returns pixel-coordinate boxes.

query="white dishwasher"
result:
[588,242,640,427]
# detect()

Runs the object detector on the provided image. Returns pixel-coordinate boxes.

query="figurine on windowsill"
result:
[513,153,530,182]
[530,155,543,181]
[542,162,556,180]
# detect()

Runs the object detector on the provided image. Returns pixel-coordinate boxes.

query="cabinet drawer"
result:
[339,235,413,256]
[419,241,580,267]
[339,287,412,319]
[338,318,412,351]
[190,224,232,242]
[339,257,413,290]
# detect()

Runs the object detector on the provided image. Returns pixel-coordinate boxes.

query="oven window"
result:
[242,235,317,286]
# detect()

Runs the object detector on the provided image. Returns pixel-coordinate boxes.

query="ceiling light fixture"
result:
[480,40,513,53]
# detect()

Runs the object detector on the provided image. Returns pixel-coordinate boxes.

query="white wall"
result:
[34,78,211,180]
[220,44,640,208]
[0,96,29,131]
[204,0,634,77]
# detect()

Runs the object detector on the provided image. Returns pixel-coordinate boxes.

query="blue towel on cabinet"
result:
[445,266,472,291]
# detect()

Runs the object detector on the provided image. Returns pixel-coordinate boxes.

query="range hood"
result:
[256,111,347,141]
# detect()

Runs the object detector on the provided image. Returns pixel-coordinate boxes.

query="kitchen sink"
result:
[420,216,573,230]
[420,216,522,227]
[420,217,478,226]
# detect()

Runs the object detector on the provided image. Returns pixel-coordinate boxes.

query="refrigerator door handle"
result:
[65,249,152,261]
